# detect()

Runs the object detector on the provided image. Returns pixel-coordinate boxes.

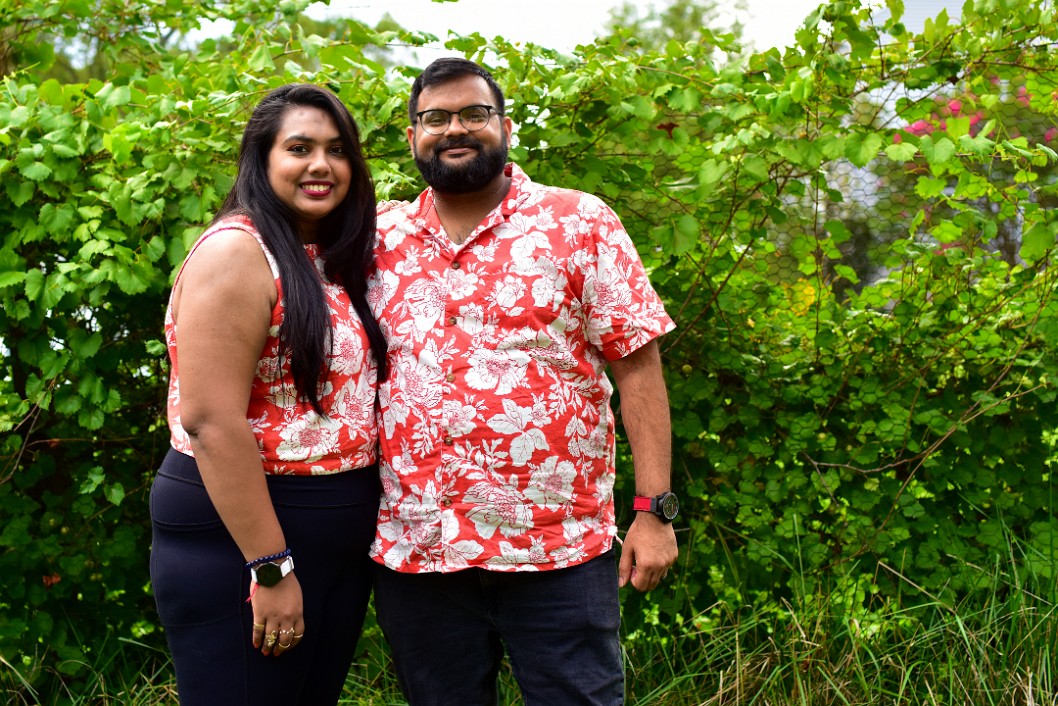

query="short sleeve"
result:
[577,195,675,360]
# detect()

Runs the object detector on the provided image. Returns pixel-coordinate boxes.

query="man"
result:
[367,57,679,705]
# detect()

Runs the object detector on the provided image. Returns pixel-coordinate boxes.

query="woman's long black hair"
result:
[213,83,387,414]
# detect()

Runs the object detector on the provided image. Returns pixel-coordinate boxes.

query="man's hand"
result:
[617,513,677,592]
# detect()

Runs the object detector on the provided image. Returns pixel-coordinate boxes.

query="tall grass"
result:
[621,587,1057,705]
[1,635,176,706]
[5,556,1055,705]
[621,539,1058,706]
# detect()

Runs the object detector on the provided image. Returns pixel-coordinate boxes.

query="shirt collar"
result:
[413,163,532,224]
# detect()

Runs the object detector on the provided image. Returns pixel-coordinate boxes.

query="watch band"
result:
[632,496,654,512]
[250,555,295,587]
[633,492,679,523]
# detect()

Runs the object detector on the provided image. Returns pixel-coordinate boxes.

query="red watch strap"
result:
[632,496,653,511]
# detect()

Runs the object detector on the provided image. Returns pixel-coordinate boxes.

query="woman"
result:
[149,84,387,705]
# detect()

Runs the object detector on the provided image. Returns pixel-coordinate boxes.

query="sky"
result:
[305,0,961,55]
[311,0,821,53]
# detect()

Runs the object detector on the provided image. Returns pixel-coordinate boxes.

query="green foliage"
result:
[2,0,1058,700]
[565,0,1058,626]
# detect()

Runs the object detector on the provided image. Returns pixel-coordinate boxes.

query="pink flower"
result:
[905,119,933,136]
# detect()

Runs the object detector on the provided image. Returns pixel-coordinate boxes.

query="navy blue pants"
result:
[150,449,380,706]
[373,551,624,706]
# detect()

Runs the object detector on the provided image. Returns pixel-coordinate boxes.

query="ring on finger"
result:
[265,631,278,648]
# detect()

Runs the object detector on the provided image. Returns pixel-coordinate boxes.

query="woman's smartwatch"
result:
[633,492,679,523]
[250,555,295,587]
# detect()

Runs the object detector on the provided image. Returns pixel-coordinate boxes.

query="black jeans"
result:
[373,550,624,706]
[150,449,380,706]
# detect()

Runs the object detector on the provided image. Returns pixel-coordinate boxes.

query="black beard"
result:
[414,134,508,194]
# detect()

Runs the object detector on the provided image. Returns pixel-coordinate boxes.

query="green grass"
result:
[1,635,177,706]
[5,569,1056,705]
[621,592,1057,705]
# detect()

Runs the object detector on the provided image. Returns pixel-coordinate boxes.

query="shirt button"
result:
[446,373,456,383]
[451,262,461,270]
[447,316,456,326]
[442,498,453,507]
[443,436,453,445]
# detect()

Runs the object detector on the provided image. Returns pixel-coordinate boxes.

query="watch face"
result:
[255,562,282,587]
[660,493,679,520]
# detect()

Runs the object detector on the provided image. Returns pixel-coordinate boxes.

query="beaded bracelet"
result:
[245,548,291,569]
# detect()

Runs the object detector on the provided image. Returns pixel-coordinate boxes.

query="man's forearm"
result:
[609,340,672,494]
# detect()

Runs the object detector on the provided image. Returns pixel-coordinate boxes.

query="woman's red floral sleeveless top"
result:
[166,216,378,475]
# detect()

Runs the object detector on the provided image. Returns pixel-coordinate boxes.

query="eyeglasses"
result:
[415,104,499,135]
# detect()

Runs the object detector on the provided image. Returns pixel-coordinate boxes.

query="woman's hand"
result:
[250,573,305,656]
[376,199,409,215]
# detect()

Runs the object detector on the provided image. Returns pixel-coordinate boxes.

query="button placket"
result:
[440,258,459,454]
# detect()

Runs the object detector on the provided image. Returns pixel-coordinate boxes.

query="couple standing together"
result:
[149,58,678,705]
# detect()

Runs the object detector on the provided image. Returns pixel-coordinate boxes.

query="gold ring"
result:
[253,623,264,629]
[279,627,295,635]
[277,641,293,650]
[293,633,304,640]
[265,631,278,648]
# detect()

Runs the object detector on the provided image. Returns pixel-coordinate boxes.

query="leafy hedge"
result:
[1,0,1056,694]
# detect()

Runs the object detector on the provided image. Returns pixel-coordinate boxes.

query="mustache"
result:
[434,136,483,151]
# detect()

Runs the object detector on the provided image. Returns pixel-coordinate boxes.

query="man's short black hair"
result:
[408,57,506,125]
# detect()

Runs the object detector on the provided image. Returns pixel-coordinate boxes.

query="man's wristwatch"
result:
[633,491,679,523]
[250,555,295,587]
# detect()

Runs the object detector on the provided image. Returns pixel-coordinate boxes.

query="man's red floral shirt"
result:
[368,165,674,573]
